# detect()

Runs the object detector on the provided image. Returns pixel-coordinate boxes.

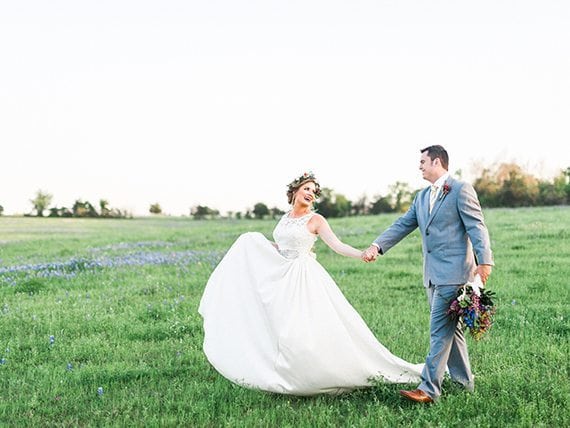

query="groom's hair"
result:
[421,145,449,170]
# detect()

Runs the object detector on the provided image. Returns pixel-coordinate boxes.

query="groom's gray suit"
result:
[373,175,494,400]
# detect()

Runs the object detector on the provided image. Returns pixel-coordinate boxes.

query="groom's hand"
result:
[475,264,492,284]
[362,245,379,262]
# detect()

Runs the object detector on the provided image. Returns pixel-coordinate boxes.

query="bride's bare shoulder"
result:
[308,213,329,230]
[310,212,326,221]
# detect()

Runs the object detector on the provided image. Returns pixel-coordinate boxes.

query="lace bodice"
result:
[272,212,318,259]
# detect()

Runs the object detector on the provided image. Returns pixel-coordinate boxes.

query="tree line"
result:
[1,163,567,219]
[189,163,570,220]
[18,191,132,218]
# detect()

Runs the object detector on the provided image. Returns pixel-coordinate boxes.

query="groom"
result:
[363,145,494,403]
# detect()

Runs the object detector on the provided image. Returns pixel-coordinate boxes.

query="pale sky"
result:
[1,1,568,216]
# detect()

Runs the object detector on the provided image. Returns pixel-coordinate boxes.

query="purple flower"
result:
[448,284,496,341]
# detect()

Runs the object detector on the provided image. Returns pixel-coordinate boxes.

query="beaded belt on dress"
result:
[278,249,316,259]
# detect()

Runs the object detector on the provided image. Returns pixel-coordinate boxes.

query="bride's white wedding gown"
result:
[198,212,423,395]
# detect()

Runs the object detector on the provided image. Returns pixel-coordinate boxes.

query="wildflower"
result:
[448,275,496,341]
[0,358,6,365]
[49,335,55,345]
[97,387,104,396]
[66,363,73,371]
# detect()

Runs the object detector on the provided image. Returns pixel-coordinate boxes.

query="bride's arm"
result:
[309,214,363,259]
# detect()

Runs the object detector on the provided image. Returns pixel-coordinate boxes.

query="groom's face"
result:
[419,152,437,182]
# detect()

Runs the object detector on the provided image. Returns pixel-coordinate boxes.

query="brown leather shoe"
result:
[399,389,434,403]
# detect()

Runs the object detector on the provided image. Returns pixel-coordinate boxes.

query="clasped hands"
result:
[361,245,379,263]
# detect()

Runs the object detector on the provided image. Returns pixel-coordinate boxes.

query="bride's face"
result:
[294,181,317,207]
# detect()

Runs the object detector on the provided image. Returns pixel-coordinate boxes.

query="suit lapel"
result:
[426,178,452,228]
[422,187,431,222]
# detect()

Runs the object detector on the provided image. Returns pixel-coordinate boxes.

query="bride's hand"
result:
[361,249,377,262]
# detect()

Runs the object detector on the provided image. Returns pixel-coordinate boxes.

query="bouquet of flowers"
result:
[448,275,496,341]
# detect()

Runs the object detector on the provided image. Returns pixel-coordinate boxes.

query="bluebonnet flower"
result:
[0,245,223,286]
[66,363,73,371]
[448,277,496,341]
[0,358,6,365]
[97,387,104,396]
[49,335,55,345]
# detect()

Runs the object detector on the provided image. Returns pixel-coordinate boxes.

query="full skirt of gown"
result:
[198,232,423,396]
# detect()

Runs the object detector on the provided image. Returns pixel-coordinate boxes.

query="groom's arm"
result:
[364,198,419,261]
[457,182,493,264]
[457,182,494,282]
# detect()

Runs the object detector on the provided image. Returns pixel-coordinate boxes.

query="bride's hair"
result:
[286,172,322,204]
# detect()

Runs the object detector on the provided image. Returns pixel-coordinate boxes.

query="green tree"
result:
[474,163,540,207]
[73,200,98,217]
[334,194,352,217]
[99,199,111,217]
[351,195,368,216]
[315,188,351,218]
[496,163,539,207]
[270,206,285,219]
[30,190,53,217]
[561,166,570,204]
[48,207,72,217]
[474,168,502,207]
[314,188,337,218]
[388,181,413,213]
[252,202,269,219]
[149,203,162,215]
[369,195,393,214]
[538,173,567,206]
[191,205,219,220]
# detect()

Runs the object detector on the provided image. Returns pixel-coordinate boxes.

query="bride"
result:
[198,172,423,396]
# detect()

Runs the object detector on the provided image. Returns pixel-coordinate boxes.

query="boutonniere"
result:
[439,183,451,200]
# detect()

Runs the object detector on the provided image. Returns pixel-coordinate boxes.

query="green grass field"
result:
[1,207,569,427]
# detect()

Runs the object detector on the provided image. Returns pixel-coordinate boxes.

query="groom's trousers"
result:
[418,283,474,400]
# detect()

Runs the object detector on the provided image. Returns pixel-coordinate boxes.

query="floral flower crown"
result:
[286,171,322,202]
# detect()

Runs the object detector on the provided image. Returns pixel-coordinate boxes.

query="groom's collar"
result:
[433,173,450,188]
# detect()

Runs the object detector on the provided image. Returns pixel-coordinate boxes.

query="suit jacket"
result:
[374,176,494,287]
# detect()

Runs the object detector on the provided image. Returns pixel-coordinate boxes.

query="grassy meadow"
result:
[0,206,569,427]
